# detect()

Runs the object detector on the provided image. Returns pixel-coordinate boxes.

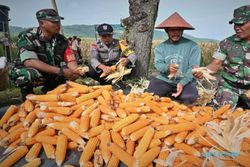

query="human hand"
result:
[120,58,129,66]
[172,83,183,97]
[192,66,204,79]
[63,68,80,80]
[169,64,179,74]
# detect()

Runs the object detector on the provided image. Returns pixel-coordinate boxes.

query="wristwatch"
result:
[57,67,64,77]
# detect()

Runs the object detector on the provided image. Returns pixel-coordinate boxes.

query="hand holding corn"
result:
[192,67,216,80]
[168,64,179,79]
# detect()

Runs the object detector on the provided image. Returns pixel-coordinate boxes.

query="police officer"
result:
[193,5,250,108]
[87,23,136,85]
[9,9,80,100]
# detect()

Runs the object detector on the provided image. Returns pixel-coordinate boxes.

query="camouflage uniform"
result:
[9,9,76,98]
[212,5,250,108]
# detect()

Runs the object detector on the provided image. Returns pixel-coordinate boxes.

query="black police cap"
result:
[97,23,113,35]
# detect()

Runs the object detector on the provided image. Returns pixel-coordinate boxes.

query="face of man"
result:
[234,21,250,42]
[100,34,113,45]
[166,28,184,43]
[40,20,61,35]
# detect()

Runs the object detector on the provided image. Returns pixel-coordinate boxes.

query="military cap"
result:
[97,23,113,35]
[36,8,64,22]
[229,5,250,24]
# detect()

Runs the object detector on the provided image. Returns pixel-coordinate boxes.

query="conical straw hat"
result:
[156,12,194,30]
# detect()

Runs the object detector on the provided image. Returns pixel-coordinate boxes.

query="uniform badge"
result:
[103,25,108,30]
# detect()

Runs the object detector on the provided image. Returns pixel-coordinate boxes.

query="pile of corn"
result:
[0,81,249,167]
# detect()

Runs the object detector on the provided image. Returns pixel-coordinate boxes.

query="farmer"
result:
[87,23,136,85]
[193,5,250,108]
[9,9,80,100]
[147,12,201,104]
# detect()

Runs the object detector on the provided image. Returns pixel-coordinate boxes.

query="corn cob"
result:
[22,158,41,167]
[134,147,161,167]
[25,143,42,162]
[43,143,56,159]
[56,134,68,166]
[112,114,139,132]
[0,105,18,127]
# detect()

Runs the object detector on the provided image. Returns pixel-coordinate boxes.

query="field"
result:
[0,38,218,107]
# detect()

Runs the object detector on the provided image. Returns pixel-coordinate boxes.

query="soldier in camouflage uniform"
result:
[9,9,80,100]
[194,5,250,108]
[86,23,136,85]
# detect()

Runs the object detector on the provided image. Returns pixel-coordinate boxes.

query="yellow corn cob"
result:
[24,100,34,112]
[0,146,28,167]
[53,115,80,124]
[80,114,90,132]
[24,137,37,146]
[112,114,139,132]
[56,135,68,167]
[194,114,213,125]
[174,143,201,157]
[157,122,196,134]
[144,100,163,114]
[100,130,111,164]
[88,124,105,138]
[213,104,231,118]
[149,138,161,148]
[41,118,54,125]
[119,101,144,109]
[147,116,169,125]
[28,119,41,138]
[7,113,20,126]
[197,136,217,147]
[26,94,59,102]
[107,155,119,167]
[126,139,135,155]
[47,122,69,131]
[23,110,37,128]
[0,127,25,147]
[134,147,161,167]
[79,137,99,165]
[67,81,90,89]
[165,110,178,117]
[18,106,27,118]
[175,131,189,143]
[150,121,160,128]
[48,107,73,115]
[61,128,86,147]
[40,101,76,108]
[81,102,99,116]
[0,105,18,127]
[121,119,151,136]
[155,150,169,167]
[164,134,176,146]
[43,143,56,159]
[3,138,21,155]
[133,127,155,159]
[108,142,135,167]
[130,126,150,141]
[111,130,126,149]
[116,108,127,118]
[99,105,117,117]
[94,149,103,167]
[97,96,108,106]
[8,121,22,131]
[76,88,103,103]
[154,130,171,139]
[71,99,94,111]
[90,108,101,127]
[35,135,58,145]
[25,143,42,162]
[67,141,78,149]
[186,126,206,145]
[47,84,67,94]
[235,154,250,167]
[59,94,76,102]
[102,89,112,103]
[22,158,41,167]
[36,128,55,137]
[181,154,203,166]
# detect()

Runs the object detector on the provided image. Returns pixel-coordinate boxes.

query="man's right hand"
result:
[98,64,112,75]
[63,68,79,80]
[192,67,204,79]
[169,64,179,74]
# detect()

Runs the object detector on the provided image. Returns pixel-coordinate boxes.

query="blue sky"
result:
[1,0,250,40]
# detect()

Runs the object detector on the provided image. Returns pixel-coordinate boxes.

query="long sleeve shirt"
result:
[154,37,201,86]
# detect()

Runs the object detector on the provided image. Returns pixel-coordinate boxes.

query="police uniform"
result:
[9,9,76,99]
[212,5,250,108]
[87,23,136,85]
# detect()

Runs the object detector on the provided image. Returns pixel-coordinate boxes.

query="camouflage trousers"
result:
[9,66,66,92]
[213,78,250,108]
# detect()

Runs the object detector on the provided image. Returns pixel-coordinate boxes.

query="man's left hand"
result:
[172,83,183,97]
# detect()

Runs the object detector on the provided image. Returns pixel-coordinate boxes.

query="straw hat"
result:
[156,12,194,30]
